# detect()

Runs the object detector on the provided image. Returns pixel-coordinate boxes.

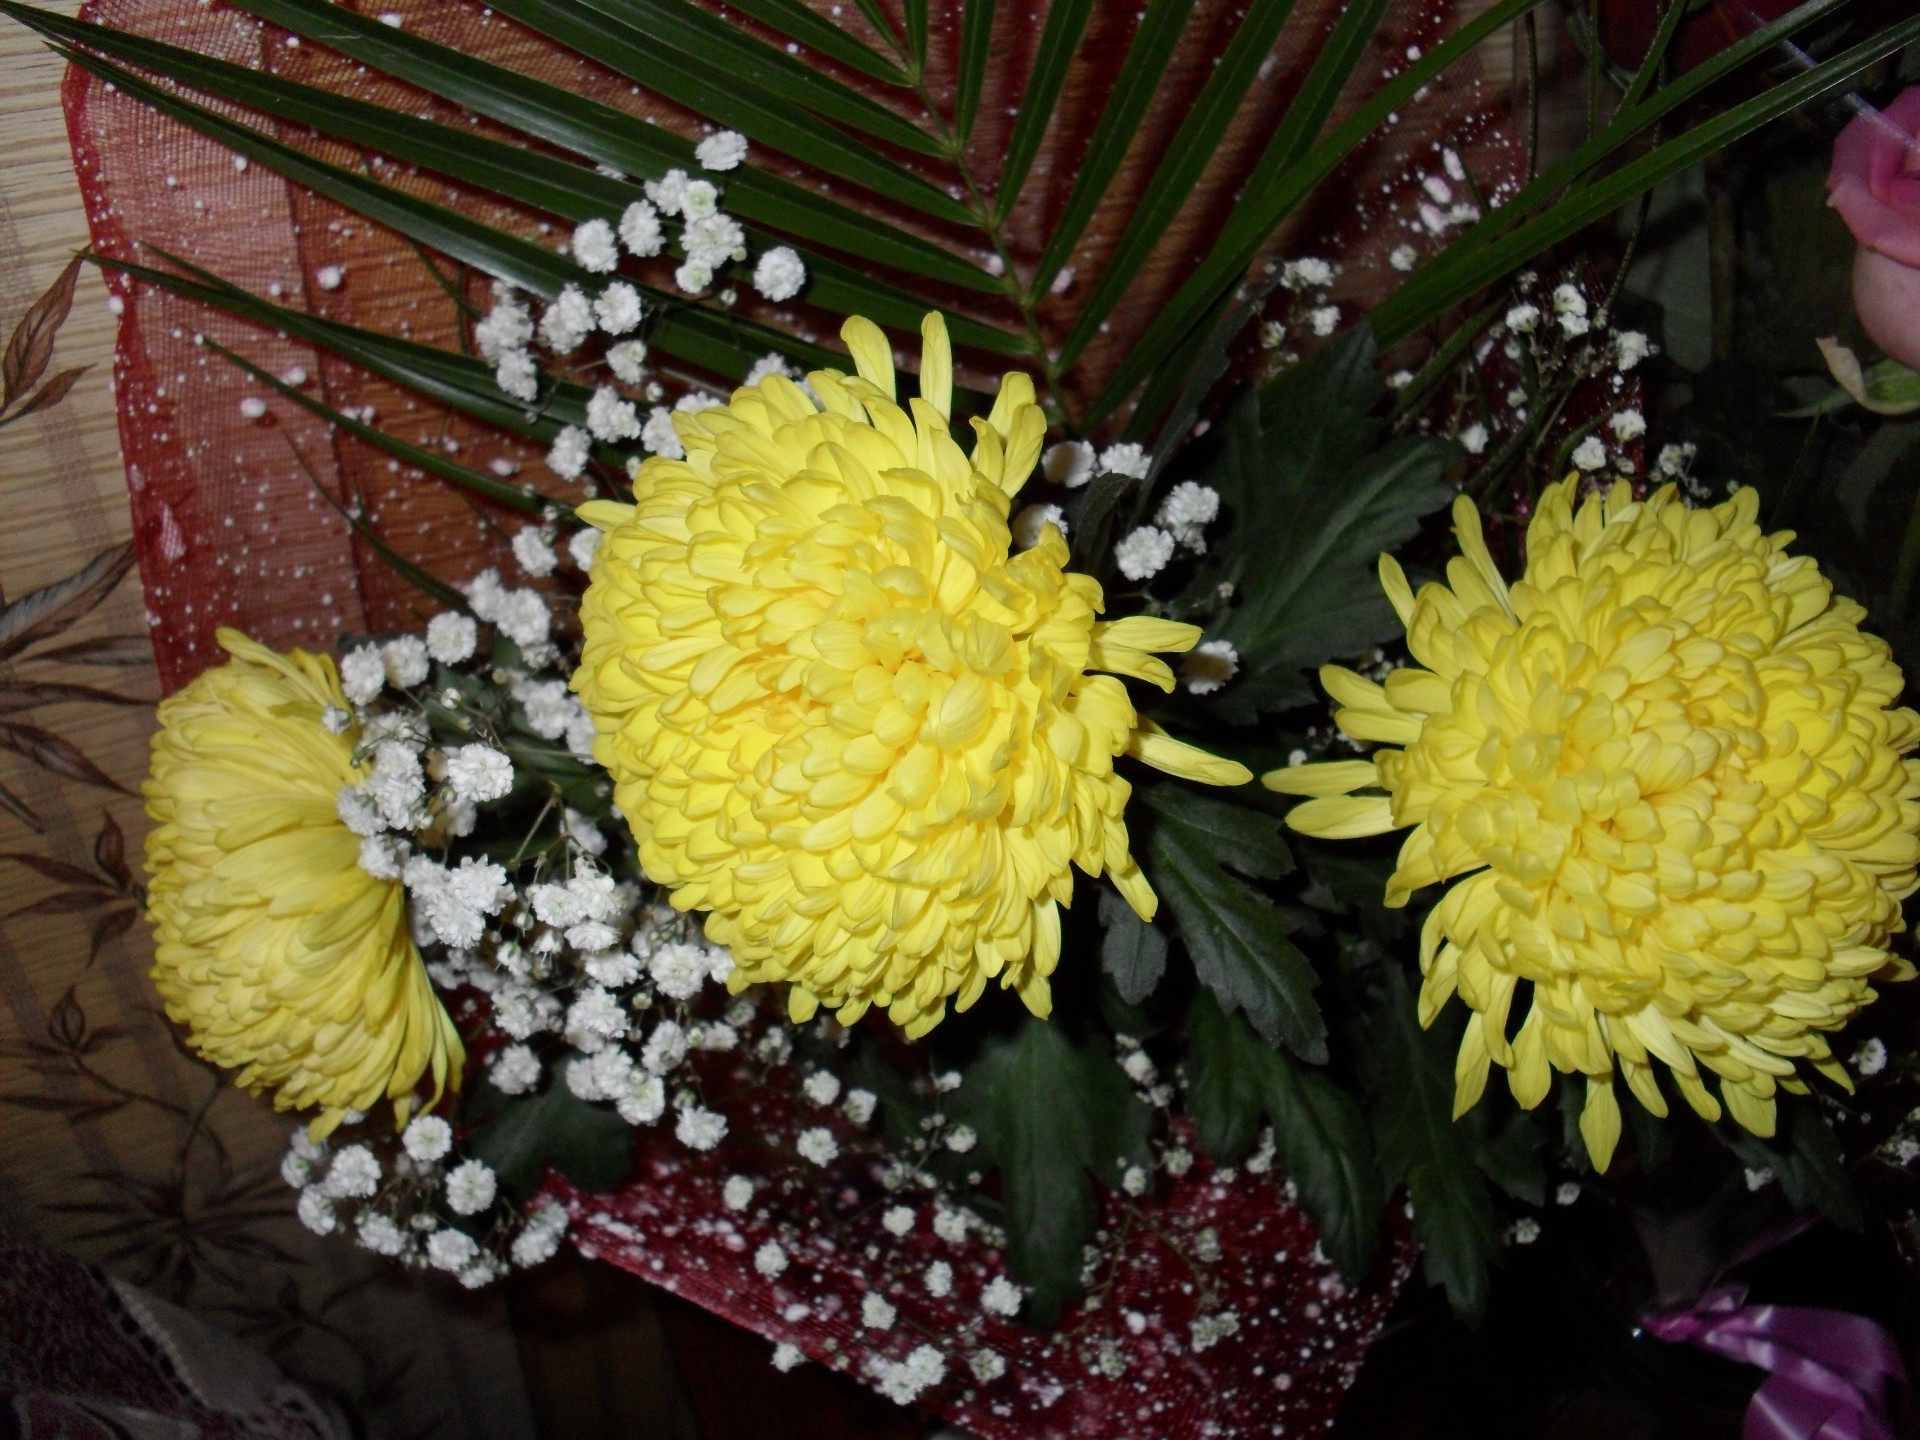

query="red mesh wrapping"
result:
[62,1,1525,1430]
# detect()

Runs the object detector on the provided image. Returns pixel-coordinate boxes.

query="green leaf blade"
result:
[993,0,1093,224]
[1138,782,1325,1062]
[952,0,996,146]
[955,1016,1152,1325]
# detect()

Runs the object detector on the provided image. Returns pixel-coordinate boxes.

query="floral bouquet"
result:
[13,0,1920,1432]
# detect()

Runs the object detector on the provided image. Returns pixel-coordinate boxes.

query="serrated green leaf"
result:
[467,1079,635,1199]
[1098,885,1167,1006]
[483,0,970,223]
[954,1016,1152,1325]
[1136,781,1325,1062]
[1030,0,1196,299]
[1348,960,1499,1321]
[1195,333,1454,721]
[993,0,1093,224]
[1186,991,1383,1278]
[1057,0,1299,371]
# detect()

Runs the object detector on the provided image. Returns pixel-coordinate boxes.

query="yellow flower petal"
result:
[575,311,1246,1036]
[1285,795,1396,839]
[1128,723,1252,787]
[144,632,462,1134]
[1290,480,1918,1167]
[1261,759,1382,797]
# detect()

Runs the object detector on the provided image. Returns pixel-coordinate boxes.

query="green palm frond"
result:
[5,0,1913,445]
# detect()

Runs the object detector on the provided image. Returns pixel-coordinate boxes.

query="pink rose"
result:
[1828,88,1920,370]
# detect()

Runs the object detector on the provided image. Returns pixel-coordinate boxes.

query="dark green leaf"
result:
[1243,0,1392,180]
[1081,0,1546,424]
[1372,2,1917,343]
[1098,885,1167,1005]
[196,0,994,292]
[953,1015,1152,1324]
[579,0,934,152]
[482,0,968,221]
[54,47,830,383]
[1030,0,1196,298]
[718,0,911,83]
[1195,333,1454,720]
[1349,960,1499,1321]
[34,14,1013,355]
[1187,992,1383,1277]
[1057,0,1299,370]
[467,1079,635,1198]
[952,0,996,146]
[1136,780,1324,1062]
[902,0,929,73]
[1721,1097,1861,1231]
[202,340,555,517]
[992,0,1093,223]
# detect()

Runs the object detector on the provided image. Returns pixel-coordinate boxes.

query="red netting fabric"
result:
[61,1,1523,1431]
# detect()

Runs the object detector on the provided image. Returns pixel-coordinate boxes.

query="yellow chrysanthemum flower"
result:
[1267,478,1920,1168]
[144,629,462,1138]
[573,313,1250,1036]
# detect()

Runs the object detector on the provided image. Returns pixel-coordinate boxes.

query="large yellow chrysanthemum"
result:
[1267,478,1920,1168]
[573,314,1250,1035]
[144,629,462,1137]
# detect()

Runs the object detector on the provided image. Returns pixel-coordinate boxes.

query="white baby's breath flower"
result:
[752,246,807,302]
[539,285,594,352]
[1855,1037,1889,1077]
[641,406,684,460]
[357,1211,407,1256]
[802,1071,842,1107]
[296,1188,337,1235]
[722,1175,755,1211]
[426,1228,479,1273]
[402,1114,454,1163]
[1042,439,1095,489]
[607,338,649,385]
[1460,422,1489,456]
[679,180,719,220]
[1571,435,1608,471]
[1114,526,1175,581]
[843,1089,877,1125]
[381,636,429,690]
[323,1144,381,1199]
[445,1159,498,1216]
[1608,409,1647,442]
[1309,305,1340,337]
[1099,441,1151,480]
[571,218,620,274]
[491,1052,545,1090]
[546,425,591,480]
[797,1127,839,1166]
[445,743,513,804]
[1615,330,1653,370]
[695,129,748,171]
[339,645,386,705]
[568,526,603,574]
[924,1260,953,1297]
[675,1105,727,1151]
[674,259,714,295]
[426,611,477,664]
[1504,302,1540,334]
[881,1205,915,1236]
[620,198,664,256]
[511,526,558,579]
[586,387,642,443]
[980,1276,1023,1317]
[494,350,538,403]
[594,282,643,335]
